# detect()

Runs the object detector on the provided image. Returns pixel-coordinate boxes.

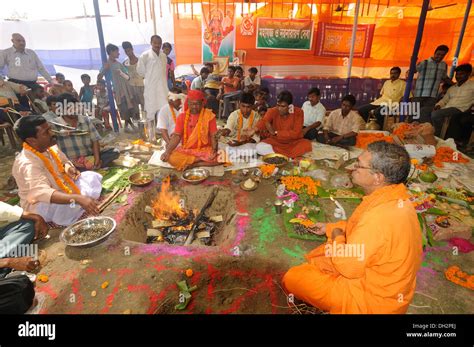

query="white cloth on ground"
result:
[256,142,275,156]
[35,171,102,226]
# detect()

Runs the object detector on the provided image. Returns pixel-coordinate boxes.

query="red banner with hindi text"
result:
[315,22,375,58]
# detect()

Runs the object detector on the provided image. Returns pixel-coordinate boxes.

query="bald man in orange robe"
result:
[283,141,422,314]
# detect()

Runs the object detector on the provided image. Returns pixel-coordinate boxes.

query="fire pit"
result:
[118,178,236,247]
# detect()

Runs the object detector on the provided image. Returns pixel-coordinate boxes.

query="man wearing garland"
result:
[217,92,260,161]
[12,115,102,226]
[160,90,219,171]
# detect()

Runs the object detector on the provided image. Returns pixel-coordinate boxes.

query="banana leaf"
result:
[417,213,428,248]
[425,208,447,215]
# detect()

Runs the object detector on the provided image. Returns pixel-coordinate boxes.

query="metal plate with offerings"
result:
[60,217,116,247]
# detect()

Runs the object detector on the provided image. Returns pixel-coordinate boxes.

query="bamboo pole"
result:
[346,0,361,91]
[402,0,430,121]
[137,0,141,22]
[144,0,147,21]
[449,0,472,78]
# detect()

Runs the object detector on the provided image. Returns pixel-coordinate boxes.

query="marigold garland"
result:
[445,265,474,290]
[355,132,394,149]
[23,143,81,194]
[237,110,255,141]
[280,176,321,197]
[432,146,469,168]
[392,123,411,140]
[260,164,276,178]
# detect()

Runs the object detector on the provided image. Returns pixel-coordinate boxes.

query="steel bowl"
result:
[60,217,117,247]
[129,172,155,187]
[181,168,210,184]
[262,153,289,167]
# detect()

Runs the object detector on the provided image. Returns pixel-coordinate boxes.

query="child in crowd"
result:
[48,72,66,96]
[243,67,261,93]
[42,95,59,122]
[94,79,111,129]
[30,85,48,114]
[162,42,176,90]
[79,74,95,104]
[254,87,270,109]
[63,80,79,99]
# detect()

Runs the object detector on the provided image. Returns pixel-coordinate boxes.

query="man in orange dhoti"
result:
[283,141,422,314]
[161,90,218,171]
[256,90,312,158]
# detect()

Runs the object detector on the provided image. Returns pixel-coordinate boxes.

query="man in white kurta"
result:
[137,35,169,120]
[157,91,185,144]
[217,93,260,163]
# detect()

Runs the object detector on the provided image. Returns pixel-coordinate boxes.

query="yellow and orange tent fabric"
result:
[171,0,474,78]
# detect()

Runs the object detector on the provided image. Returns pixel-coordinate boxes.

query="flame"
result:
[152,177,187,220]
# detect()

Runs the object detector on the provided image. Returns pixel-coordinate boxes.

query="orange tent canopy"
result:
[172,0,473,78]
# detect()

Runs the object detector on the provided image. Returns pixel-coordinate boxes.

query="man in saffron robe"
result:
[283,141,422,314]
[256,90,312,158]
[12,115,102,226]
[160,90,219,171]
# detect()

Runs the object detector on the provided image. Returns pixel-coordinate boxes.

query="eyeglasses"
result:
[354,162,372,170]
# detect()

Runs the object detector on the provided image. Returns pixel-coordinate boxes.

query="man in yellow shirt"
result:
[357,67,406,126]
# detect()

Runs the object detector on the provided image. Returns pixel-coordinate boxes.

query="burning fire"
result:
[152,177,187,220]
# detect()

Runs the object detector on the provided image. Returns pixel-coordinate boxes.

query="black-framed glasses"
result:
[354,162,372,170]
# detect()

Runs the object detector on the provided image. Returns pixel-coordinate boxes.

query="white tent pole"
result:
[346,0,361,92]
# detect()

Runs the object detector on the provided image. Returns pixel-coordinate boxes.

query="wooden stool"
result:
[0,123,17,149]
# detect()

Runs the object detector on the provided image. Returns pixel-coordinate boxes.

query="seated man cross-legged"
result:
[256,90,312,158]
[12,115,102,226]
[160,90,219,171]
[283,141,422,314]
[217,92,261,161]
[317,94,364,147]
[51,94,120,170]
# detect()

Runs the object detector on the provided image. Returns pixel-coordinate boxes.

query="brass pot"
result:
[365,116,381,130]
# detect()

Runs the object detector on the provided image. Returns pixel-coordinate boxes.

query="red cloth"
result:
[183,90,207,113]
[257,106,312,158]
[173,113,218,149]
[449,238,474,253]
